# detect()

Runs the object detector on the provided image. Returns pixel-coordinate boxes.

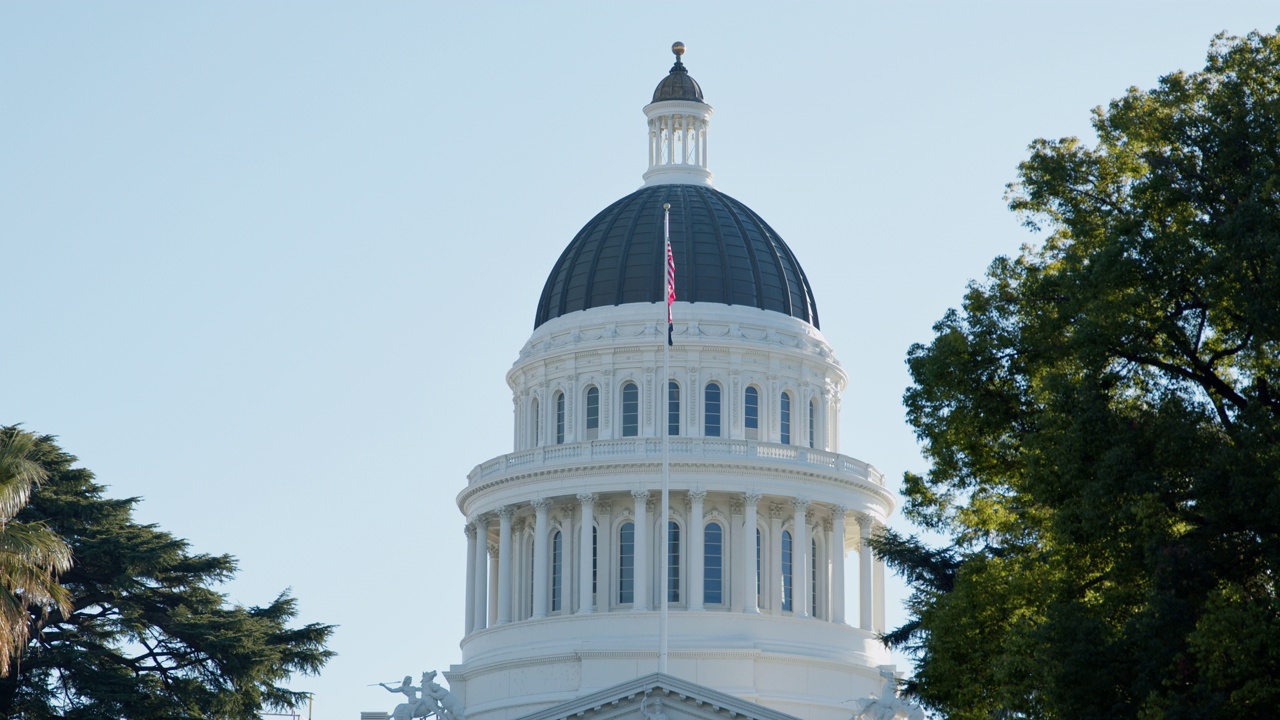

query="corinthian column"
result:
[688,490,707,610]
[632,490,650,610]
[577,494,596,614]
[473,516,489,631]
[831,506,848,625]
[464,522,477,634]
[769,504,783,615]
[497,506,514,625]
[792,498,810,619]
[531,499,551,619]
[858,515,874,631]
[742,492,761,614]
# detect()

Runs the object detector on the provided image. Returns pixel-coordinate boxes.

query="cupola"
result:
[642,42,714,187]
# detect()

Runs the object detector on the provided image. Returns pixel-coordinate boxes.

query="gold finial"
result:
[663,203,671,211]
[671,42,685,58]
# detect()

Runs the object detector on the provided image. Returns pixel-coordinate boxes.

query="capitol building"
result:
[367,44,898,720]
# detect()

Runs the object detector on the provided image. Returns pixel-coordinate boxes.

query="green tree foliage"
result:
[0,430,71,677]
[875,30,1280,719]
[0,428,334,719]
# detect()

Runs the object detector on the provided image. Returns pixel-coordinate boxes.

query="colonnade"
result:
[648,113,708,170]
[462,489,885,636]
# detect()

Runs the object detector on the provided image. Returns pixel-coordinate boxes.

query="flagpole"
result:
[659,203,671,675]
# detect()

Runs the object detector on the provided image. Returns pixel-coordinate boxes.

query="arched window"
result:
[531,398,541,447]
[808,398,816,449]
[744,386,759,440]
[618,521,635,604]
[780,392,792,444]
[704,522,723,604]
[781,530,793,612]
[585,386,600,440]
[810,537,819,617]
[555,391,565,445]
[667,521,681,602]
[668,381,680,436]
[551,530,563,612]
[704,383,721,437]
[622,382,639,437]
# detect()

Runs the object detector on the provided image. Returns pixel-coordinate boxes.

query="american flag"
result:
[665,208,675,346]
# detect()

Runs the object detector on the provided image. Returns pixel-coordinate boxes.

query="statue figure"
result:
[641,693,668,720]
[424,670,465,720]
[849,668,923,720]
[379,675,438,720]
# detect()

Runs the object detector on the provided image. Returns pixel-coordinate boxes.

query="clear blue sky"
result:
[2,3,1275,718]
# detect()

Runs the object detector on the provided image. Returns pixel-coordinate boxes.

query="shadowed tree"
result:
[873,30,1280,720]
[0,428,334,719]
[0,429,71,678]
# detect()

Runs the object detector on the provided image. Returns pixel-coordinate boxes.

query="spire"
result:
[643,42,714,187]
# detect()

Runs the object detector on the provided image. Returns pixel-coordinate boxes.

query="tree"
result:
[0,427,334,719]
[0,429,71,677]
[874,30,1280,719]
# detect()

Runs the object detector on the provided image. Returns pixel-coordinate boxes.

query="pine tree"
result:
[0,428,334,719]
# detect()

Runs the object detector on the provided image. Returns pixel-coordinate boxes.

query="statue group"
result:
[379,671,465,720]
[849,668,923,720]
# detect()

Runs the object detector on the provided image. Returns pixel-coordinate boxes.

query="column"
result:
[769,504,783,615]
[532,499,551,619]
[632,490,650,610]
[702,118,709,166]
[683,116,691,163]
[690,117,699,167]
[497,506,514,625]
[669,114,677,164]
[464,522,477,634]
[874,558,886,632]
[562,512,574,614]
[829,389,839,450]
[473,517,489,631]
[858,515,874,631]
[649,119,656,167]
[742,492,761,614]
[688,490,706,611]
[792,498,810,618]
[577,494,596,614]
[487,541,498,626]
[831,506,847,625]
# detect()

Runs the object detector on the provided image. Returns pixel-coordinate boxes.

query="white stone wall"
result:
[453,304,894,720]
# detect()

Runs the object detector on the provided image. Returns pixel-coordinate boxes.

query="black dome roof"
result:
[535,185,819,329]
[651,57,705,104]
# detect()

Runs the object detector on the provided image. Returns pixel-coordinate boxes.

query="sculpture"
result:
[424,670,466,720]
[641,693,668,720]
[379,675,437,720]
[849,668,923,720]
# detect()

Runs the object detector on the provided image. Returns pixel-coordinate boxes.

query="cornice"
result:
[457,455,894,515]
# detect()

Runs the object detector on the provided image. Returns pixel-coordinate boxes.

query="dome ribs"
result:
[715,191,771,313]
[735,199,794,324]
[589,191,648,310]
[688,188,733,308]
[534,185,818,329]
[758,213,819,329]
[617,190,659,307]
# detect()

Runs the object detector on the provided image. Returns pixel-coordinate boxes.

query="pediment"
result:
[514,674,801,720]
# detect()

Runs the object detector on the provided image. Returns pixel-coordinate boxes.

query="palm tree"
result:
[0,429,71,677]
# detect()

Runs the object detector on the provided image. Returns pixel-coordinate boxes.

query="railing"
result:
[467,438,882,486]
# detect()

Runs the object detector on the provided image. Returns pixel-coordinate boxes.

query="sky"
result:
[2,3,1276,718]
